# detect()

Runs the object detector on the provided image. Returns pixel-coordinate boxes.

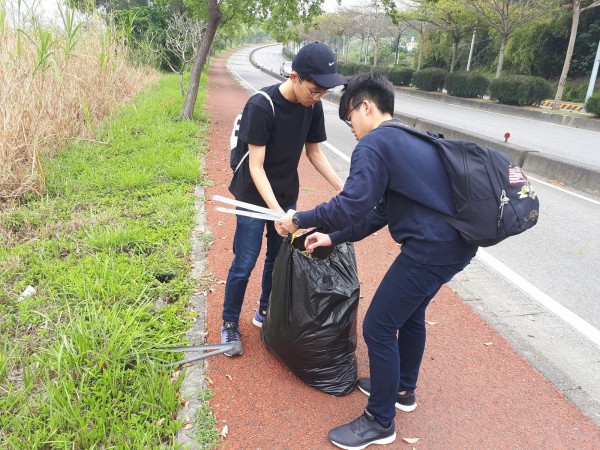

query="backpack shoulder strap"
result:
[234,91,275,172]
[253,90,275,117]
[378,120,439,141]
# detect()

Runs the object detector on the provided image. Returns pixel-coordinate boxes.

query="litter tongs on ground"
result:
[211,194,285,221]
[159,341,243,366]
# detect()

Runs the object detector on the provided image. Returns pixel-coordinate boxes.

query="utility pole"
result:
[584,38,600,106]
[467,29,476,72]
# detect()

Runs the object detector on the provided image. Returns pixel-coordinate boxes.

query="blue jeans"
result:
[222,204,295,323]
[363,252,471,427]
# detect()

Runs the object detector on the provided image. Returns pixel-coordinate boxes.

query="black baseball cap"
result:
[292,42,346,89]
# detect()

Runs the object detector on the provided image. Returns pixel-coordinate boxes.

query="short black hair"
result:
[339,72,395,120]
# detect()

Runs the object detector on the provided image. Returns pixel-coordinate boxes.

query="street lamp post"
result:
[584,38,600,107]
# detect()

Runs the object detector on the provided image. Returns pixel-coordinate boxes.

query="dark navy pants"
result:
[222,204,295,323]
[364,252,471,427]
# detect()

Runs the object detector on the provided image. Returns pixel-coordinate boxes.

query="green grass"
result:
[0,73,220,449]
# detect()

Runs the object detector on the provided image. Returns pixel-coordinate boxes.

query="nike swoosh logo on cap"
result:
[329,62,335,66]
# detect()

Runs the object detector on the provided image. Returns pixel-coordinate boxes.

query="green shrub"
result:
[282,46,295,60]
[338,61,359,76]
[489,75,553,106]
[560,82,587,103]
[387,66,414,86]
[445,71,490,98]
[372,66,389,77]
[357,64,372,74]
[585,92,600,116]
[413,67,448,91]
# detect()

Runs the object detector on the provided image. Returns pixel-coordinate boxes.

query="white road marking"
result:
[477,249,600,349]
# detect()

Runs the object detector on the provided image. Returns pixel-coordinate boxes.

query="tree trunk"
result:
[450,41,458,72]
[178,0,222,120]
[495,35,508,78]
[417,27,424,71]
[373,38,379,66]
[553,1,581,110]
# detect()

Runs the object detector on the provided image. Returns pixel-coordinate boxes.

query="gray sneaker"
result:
[220,321,242,357]
[357,377,417,412]
[328,409,396,450]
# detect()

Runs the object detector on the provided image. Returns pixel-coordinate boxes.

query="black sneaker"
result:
[328,409,396,450]
[357,377,417,412]
[220,321,242,357]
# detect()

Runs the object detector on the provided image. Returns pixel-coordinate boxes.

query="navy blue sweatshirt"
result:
[298,120,477,265]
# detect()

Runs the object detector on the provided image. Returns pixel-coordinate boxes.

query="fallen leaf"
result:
[527,333,535,338]
[183,423,194,430]
[484,342,493,346]
[156,418,165,426]
[170,370,181,383]
[402,437,419,444]
[220,424,229,438]
[206,376,214,385]
[185,416,191,422]
[184,401,190,410]
[426,321,437,325]
[225,374,233,381]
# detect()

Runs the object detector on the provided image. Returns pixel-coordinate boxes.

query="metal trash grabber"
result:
[159,341,243,367]
[212,194,284,221]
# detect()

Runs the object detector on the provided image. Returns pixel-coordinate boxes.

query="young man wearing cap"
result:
[276,72,477,449]
[220,42,346,356]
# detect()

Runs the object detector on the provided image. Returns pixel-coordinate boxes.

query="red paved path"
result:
[203,50,600,449]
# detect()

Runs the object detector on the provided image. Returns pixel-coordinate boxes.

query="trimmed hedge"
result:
[388,67,414,86]
[357,64,372,74]
[338,61,358,76]
[489,75,553,106]
[445,71,490,98]
[372,66,389,77]
[413,68,448,91]
[585,92,600,116]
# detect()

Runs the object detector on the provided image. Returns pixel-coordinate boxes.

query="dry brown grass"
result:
[0,18,160,203]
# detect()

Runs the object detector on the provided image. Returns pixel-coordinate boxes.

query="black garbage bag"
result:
[262,232,360,396]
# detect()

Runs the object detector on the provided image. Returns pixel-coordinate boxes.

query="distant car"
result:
[280,61,292,78]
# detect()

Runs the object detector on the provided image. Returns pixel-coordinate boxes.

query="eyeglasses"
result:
[343,101,363,127]
[298,77,331,98]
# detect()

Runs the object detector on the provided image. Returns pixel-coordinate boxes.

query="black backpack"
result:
[380,121,540,247]
[229,90,274,172]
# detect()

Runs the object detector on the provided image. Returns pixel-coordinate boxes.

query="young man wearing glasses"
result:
[276,73,477,449]
[221,42,346,356]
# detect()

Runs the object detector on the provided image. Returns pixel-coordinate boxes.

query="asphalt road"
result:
[228,45,600,427]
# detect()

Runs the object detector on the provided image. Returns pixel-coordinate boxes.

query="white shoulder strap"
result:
[235,90,275,172]
[254,90,275,116]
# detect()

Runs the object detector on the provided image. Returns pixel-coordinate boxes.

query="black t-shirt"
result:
[228,84,327,208]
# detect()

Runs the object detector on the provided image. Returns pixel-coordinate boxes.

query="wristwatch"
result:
[292,212,301,228]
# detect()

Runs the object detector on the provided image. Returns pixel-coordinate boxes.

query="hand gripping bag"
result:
[262,233,359,396]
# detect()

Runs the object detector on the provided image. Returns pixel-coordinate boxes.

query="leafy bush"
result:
[489,75,553,106]
[338,61,358,76]
[357,64,372,74]
[372,66,389,77]
[445,71,490,98]
[585,92,600,116]
[413,67,448,91]
[559,82,588,103]
[387,66,414,86]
